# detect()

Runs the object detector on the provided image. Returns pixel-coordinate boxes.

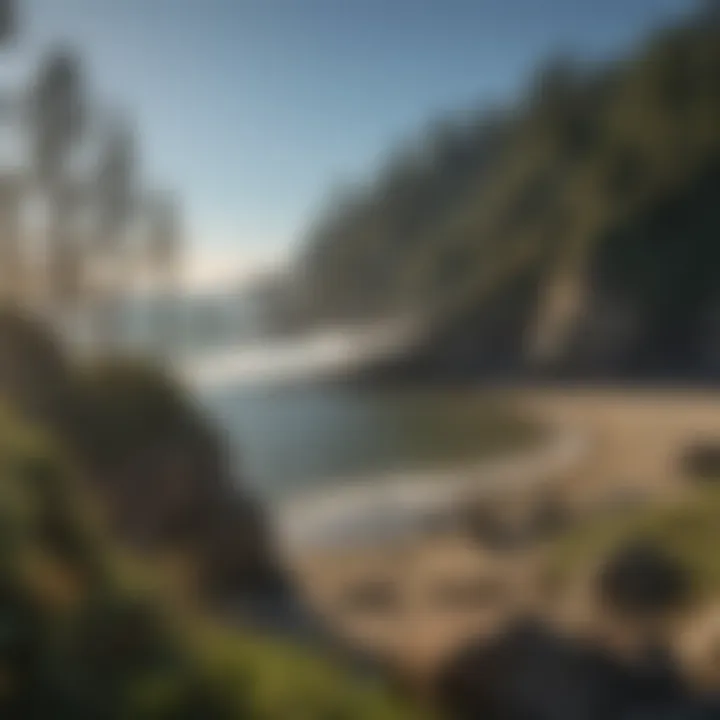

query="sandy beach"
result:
[283,387,720,679]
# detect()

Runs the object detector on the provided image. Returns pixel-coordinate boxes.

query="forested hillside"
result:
[296,7,720,378]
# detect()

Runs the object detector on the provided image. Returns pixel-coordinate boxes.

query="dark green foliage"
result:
[0,310,284,598]
[0,306,71,424]
[0,313,420,716]
[68,356,284,596]
[69,356,219,468]
[0,400,416,719]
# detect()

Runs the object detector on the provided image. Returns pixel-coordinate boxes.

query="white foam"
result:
[182,318,417,387]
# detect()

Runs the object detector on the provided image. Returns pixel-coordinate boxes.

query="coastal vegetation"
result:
[0,308,419,718]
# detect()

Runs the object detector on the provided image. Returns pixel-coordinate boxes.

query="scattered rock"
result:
[338,577,400,614]
[527,493,572,539]
[598,541,691,620]
[435,618,707,720]
[461,500,517,550]
[430,574,506,611]
[679,441,720,483]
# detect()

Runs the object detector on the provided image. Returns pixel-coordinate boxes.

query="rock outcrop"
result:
[0,307,285,602]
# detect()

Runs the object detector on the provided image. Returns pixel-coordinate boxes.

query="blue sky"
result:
[0,0,696,284]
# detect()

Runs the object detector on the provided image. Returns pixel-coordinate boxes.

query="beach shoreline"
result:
[275,424,586,553]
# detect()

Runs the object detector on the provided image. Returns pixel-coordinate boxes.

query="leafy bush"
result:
[69,356,220,471]
[0,309,284,598]
[0,408,419,718]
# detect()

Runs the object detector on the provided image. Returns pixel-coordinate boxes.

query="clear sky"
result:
[0,0,697,286]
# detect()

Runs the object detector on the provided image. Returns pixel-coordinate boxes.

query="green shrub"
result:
[69,356,219,470]
[0,406,418,718]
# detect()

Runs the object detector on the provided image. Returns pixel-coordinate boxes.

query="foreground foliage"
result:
[0,404,417,718]
[0,310,418,717]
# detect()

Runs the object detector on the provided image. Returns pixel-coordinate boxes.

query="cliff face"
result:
[351,160,720,385]
[541,163,720,379]
[296,15,720,383]
[398,163,720,382]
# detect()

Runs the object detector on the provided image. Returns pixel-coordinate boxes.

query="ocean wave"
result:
[182,319,414,387]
